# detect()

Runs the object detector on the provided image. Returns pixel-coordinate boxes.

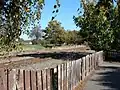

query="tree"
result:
[1,0,120,51]
[0,0,45,51]
[74,0,120,51]
[29,25,43,44]
[44,20,66,45]
[65,30,82,45]
[0,0,60,51]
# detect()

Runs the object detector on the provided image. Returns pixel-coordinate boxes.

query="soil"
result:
[0,46,95,70]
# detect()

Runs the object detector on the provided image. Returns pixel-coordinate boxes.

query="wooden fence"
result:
[0,51,104,90]
[105,51,120,61]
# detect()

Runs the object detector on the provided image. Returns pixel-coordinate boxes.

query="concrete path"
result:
[84,62,120,90]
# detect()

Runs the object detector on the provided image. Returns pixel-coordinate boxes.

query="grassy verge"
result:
[22,44,45,51]
[0,44,45,57]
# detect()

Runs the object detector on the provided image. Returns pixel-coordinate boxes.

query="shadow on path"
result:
[91,65,120,90]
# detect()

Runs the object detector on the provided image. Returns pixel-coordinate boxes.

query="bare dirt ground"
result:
[0,45,95,70]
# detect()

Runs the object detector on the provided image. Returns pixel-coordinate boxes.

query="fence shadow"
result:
[17,51,91,61]
[105,51,120,62]
[91,66,120,90]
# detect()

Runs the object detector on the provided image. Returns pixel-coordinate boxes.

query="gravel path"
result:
[84,62,120,90]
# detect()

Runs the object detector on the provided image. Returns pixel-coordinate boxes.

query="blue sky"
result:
[21,0,81,40]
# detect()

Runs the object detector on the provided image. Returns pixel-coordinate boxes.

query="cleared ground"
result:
[0,45,94,70]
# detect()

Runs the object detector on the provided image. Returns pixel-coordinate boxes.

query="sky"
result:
[21,0,81,40]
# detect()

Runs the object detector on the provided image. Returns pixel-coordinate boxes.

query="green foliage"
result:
[74,0,120,51]
[0,0,45,51]
[0,0,60,52]
[43,20,83,46]
[29,25,43,44]
[22,44,45,51]
[65,30,82,45]
[44,20,66,45]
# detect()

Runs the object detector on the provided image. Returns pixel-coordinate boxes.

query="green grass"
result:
[22,44,45,51]
[0,44,45,57]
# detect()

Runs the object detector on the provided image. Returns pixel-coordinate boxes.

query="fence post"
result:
[50,67,58,90]
[82,57,85,80]
[0,68,7,90]
[98,51,104,66]
[86,55,89,76]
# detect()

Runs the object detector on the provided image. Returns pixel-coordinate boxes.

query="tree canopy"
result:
[29,26,43,40]
[44,20,66,45]
[1,0,120,51]
[43,20,83,46]
[0,0,44,51]
[74,0,120,51]
[0,0,60,51]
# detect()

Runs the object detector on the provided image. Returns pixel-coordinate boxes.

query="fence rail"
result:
[0,51,104,90]
[105,51,120,61]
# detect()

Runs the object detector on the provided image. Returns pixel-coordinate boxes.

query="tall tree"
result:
[0,0,60,51]
[29,25,43,44]
[0,0,44,51]
[65,30,82,45]
[44,20,66,45]
[74,0,120,51]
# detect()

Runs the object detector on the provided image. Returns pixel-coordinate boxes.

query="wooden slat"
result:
[50,68,54,90]
[63,64,65,90]
[31,70,37,90]
[65,63,68,90]
[85,56,88,76]
[88,55,91,73]
[92,54,94,68]
[75,59,80,86]
[46,69,51,90]
[72,60,76,89]
[93,54,95,69]
[25,70,31,90]
[74,60,77,87]
[79,59,82,81]
[66,62,70,90]
[56,67,58,90]
[50,67,58,90]
[36,71,38,90]
[77,59,81,84]
[61,64,64,90]
[41,70,44,90]
[81,59,83,81]
[16,69,24,90]
[74,59,78,83]
[45,69,48,90]
[68,61,71,90]
[95,54,98,68]
[90,55,92,71]
[42,69,47,90]
[63,63,67,90]
[87,55,90,76]
[8,69,17,90]
[85,57,87,76]
[0,68,7,90]
[37,70,42,90]
[70,61,73,90]
[60,65,63,90]
[58,65,61,90]
[82,57,85,80]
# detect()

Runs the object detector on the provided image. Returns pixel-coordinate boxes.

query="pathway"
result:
[84,62,120,90]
